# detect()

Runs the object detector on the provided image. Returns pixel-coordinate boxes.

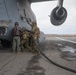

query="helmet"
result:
[22,27,26,31]
[15,22,19,26]
[32,21,36,27]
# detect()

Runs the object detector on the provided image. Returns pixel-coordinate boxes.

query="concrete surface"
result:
[0,37,76,75]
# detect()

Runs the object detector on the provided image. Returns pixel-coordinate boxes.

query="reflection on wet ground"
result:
[0,37,76,75]
[21,54,45,75]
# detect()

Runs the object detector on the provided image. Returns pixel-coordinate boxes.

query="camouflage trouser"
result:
[35,38,39,44]
[20,39,32,52]
[12,36,21,52]
[29,35,38,53]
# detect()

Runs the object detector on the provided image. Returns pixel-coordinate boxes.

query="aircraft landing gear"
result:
[1,40,11,47]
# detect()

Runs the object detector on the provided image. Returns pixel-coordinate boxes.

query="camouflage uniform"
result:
[29,33,38,53]
[34,27,40,43]
[31,22,40,43]
[29,21,40,53]
[20,27,32,52]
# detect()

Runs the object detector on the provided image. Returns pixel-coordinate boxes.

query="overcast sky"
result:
[31,0,76,34]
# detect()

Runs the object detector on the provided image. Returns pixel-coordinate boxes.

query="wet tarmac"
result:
[0,37,76,75]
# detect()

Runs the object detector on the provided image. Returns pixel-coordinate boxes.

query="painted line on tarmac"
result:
[55,37,76,44]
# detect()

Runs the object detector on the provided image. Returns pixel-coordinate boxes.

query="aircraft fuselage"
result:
[0,0,45,47]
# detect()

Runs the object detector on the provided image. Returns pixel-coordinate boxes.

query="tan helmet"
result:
[22,27,26,31]
[32,21,36,27]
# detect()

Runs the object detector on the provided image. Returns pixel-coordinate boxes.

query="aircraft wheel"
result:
[1,40,11,47]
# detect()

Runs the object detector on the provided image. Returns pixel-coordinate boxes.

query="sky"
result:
[31,0,76,34]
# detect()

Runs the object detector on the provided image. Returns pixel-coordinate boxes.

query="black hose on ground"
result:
[34,40,76,73]
[30,33,76,73]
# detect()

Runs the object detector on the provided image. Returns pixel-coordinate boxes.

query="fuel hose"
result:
[34,40,76,73]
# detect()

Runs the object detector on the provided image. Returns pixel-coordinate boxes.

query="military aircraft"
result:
[0,0,67,47]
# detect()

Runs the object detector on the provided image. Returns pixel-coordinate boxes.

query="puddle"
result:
[55,43,63,47]
[18,54,45,75]
[60,46,76,61]
[60,46,76,53]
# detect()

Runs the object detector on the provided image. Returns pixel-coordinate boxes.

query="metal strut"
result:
[31,34,76,73]
[57,0,63,7]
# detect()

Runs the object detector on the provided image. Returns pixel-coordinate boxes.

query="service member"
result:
[29,21,40,53]
[11,22,21,53]
[20,27,32,52]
